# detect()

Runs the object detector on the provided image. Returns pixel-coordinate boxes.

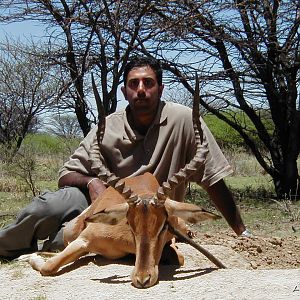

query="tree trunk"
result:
[273,111,300,199]
[273,163,300,200]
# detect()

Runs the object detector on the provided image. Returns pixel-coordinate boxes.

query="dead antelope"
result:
[28,76,224,288]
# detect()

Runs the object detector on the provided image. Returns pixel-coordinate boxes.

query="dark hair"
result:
[123,56,163,86]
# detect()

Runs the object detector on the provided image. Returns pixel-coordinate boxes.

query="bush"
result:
[0,134,81,196]
[203,111,272,151]
[204,114,245,149]
[23,133,80,155]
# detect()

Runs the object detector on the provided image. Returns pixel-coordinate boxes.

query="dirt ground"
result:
[198,230,300,270]
[0,230,299,300]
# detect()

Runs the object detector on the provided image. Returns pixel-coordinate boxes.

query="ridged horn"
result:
[91,73,106,148]
[91,73,138,205]
[156,74,208,202]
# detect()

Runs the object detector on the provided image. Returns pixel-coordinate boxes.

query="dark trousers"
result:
[0,187,88,258]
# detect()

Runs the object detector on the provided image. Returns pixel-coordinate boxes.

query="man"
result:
[0,56,249,260]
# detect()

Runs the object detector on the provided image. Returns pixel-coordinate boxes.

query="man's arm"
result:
[58,172,106,203]
[205,179,246,235]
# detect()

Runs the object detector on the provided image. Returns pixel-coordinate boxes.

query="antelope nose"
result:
[136,274,151,288]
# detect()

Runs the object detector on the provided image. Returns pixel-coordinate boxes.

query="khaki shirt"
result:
[59,101,233,201]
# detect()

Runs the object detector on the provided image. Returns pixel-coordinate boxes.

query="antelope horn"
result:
[193,74,204,144]
[91,73,106,148]
[168,224,226,269]
[91,73,138,205]
[156,74,208,202]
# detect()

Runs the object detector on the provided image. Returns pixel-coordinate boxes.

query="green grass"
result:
[186,182,300,238]
[0,191,32,227]
[226,175,275,200]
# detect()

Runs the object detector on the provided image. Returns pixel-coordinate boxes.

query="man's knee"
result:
[63,186,89,209]
[19,187,88,220]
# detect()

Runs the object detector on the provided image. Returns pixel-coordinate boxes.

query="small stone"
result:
[270,238,283,246]
[250,261,258,269]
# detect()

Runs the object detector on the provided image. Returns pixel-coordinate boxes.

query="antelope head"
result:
[88,74,220,288]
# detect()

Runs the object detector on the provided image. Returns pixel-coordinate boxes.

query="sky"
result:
[0,20,128,110]
[0,20,44,41]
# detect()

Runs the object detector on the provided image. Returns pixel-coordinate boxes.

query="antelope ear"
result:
[164,199,221,223]
[85,203,129,225]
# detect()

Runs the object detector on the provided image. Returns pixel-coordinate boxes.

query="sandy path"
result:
[1,242,299,300]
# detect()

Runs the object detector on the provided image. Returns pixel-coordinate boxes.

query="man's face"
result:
[121,66,164,123]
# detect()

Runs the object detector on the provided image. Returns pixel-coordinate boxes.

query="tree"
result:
[0,40,62,155]
[45,114,82,138]
[143,0,300,199]
[0,0,155,136]
[2,0,299,198]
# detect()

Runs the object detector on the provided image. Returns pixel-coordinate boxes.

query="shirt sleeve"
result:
[58,126,99,179]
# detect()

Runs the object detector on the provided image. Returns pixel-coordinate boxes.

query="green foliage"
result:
[9,143,39,196]
[204,113,244,149]
[0,133,81,200]
[23,133,80,155]
[23,133,60,153]
[22,134,81,177]
[203,110,273,150]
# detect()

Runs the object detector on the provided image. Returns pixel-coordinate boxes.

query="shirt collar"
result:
[122,101,167,141]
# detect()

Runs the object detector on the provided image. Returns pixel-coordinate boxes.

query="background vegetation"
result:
[1,126,299,238]
[0,1,299,199]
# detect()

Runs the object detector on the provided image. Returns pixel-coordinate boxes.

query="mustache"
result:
[134,96,148,101]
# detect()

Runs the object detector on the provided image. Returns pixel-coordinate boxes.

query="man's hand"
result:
[58,172,107,204]
[87,178,106,203]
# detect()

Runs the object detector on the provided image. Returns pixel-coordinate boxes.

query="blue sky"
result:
[0,20,45,41]
[0,20,128,110]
